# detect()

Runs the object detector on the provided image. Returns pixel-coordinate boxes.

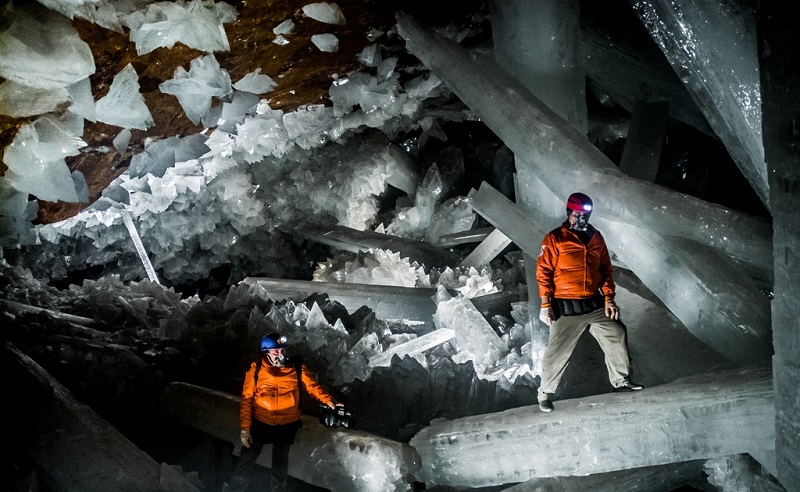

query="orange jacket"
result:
[239,359,335,430]
[536,223,615,301]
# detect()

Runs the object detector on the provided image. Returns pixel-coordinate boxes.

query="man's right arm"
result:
[536,235,557,325]
[536,234,557,299]
[239,363,256,436]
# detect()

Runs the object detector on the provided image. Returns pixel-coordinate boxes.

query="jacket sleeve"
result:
[239,362,257,431]
[299,364,335,407]
[536,233,558,299]
[597,232,616,300]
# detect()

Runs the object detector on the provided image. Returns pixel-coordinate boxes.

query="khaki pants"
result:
[538,308,632,399]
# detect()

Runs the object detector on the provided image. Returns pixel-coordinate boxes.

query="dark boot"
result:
[268,473,287,492]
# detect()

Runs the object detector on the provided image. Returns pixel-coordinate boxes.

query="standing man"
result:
[536,192,642,413]
[225,333,341,492]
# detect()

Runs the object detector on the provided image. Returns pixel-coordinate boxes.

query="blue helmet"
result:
[260,333,287,351]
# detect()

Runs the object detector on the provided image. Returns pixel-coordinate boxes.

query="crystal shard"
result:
[95,64,154,130]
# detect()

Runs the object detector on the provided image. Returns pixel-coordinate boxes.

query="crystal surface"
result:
[272,19,295,35]
[113,129,132,155]
[459,228,512,269]
[489,0,587,135]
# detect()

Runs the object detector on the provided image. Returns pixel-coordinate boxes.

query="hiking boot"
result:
[539,398,554,413]
[613,380,643,392]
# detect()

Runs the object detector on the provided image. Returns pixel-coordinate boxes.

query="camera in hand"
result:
[319,405,353,428]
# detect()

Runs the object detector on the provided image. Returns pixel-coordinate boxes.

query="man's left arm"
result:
[300,365,341,409]
[597,234,619,320]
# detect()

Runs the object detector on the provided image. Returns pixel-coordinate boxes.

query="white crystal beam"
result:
[458,228,512,270]
[628,0,767,208]
[409,367,774,489]
[489,0,587,135]
[121,212,160,284]
[294,220,460,268]
[396,14,772,275]
[369,328,455,367]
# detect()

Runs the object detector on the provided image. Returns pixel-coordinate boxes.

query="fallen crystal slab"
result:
[504,460,706,492]
[458,228,511,269]
[369,328,455,367]
[294,220,460,269]
[121,212,160,284]
[410,366,774,488]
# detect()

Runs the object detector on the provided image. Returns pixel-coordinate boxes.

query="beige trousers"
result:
[538,308,632,399]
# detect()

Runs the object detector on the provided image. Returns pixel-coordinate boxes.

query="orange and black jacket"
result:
[536,222,615,301]
[239,360,335,430]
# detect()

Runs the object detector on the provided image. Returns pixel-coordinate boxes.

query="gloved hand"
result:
[605,300,620,320]
[240,429,253,448]
[539,307,553,326]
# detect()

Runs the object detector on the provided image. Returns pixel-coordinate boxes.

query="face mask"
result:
[264,349,287,367]
[568,211,590,231]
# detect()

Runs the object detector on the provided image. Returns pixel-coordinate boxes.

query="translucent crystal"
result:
[311,33,340,53]
[66,78,96,122]
[159,54,232,125]
[126,0,238,55]
[95,64,154,130]
[233,68,277,94]
[302,2,346,25]
[272,19,295,35]
[0,4,95,89]
[0,80,70,117]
